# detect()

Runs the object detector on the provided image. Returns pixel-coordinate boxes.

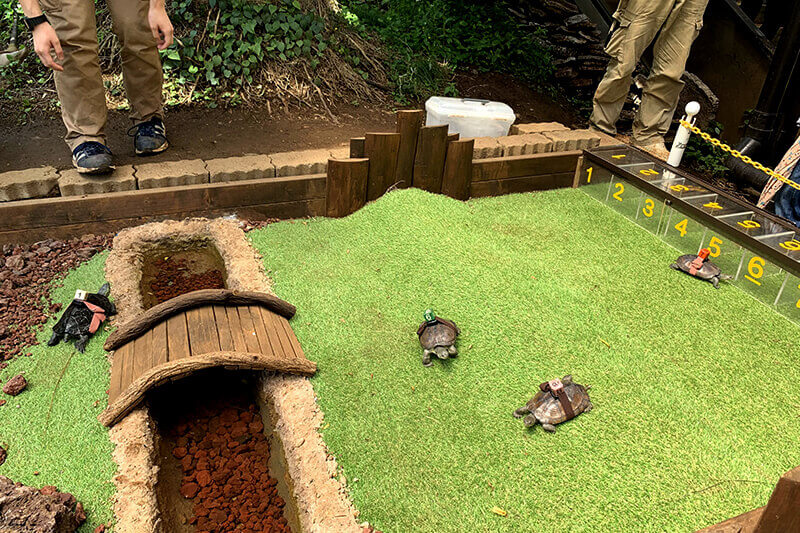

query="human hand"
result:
[148,5,174,50]
[32,23,63,71]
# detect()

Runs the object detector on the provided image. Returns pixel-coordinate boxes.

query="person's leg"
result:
[633,0,710,145]
[39,0,107,151]
[106,0,164,126]
[590,0,677,135]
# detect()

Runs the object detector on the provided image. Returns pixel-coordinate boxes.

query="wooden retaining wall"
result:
[0,110,584,244]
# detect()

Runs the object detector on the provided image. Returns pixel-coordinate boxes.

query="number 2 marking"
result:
[586,166,593,183]
[708,236,723,258]
[675,218,688,237]
[745,256,765,286]
[613,182,624,201]
[642,198,655,218]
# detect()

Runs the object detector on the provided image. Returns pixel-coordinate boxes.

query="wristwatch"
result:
[23,14,49,31]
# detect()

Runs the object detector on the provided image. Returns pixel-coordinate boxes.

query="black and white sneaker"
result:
[72,141,114,175]
[128,117,169,156]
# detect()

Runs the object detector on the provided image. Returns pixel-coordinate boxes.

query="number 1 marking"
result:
[586,167,593,183]
[612,154,626,159]
[613,182,624,201]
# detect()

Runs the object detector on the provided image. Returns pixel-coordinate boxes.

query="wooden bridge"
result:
[100,289,316,427]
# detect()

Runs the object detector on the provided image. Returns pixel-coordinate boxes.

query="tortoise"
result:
[513,375,592,432]
[48,282,116,353]
[671,248,732,289]
[417,309,460,367]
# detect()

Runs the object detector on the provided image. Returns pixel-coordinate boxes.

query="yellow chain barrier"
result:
[679,119,800,191]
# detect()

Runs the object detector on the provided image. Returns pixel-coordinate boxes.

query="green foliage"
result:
[162,0,328,91]
[341,0,553,103]
[683,121,730,179]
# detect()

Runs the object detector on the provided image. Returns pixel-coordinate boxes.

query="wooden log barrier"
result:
[364,132,402,201]
[413,124,449,193]
[441,139,475,201]
[350,137,366,158]
[395,110,424,189]
[326,158,370,217]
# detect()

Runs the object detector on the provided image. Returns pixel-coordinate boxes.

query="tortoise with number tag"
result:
[671,248,732,289]
[417,309,460,367]
[512,375,592,432]
[48,282,116,353]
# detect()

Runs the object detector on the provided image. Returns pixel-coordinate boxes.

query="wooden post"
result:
[441,139,474,201]
[395,110,424,189]
[754,466,800,532]
[350,137,366,158]
[413,125,449,193]
[447,132,460,143]
[364,133,402,201]
[326,158,369,218]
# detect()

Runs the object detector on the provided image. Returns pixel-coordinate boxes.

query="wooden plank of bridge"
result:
[213,306,234,352]
[237,306,262,354]
[395,110,424,189]
[166,313,191,362]
[226,307,249,353]
[249,305,274,357]
[441,138,475,201]
[365,133,402,201]
[186,306,221,355]
[413,125,449,193]
[326,158,369,218]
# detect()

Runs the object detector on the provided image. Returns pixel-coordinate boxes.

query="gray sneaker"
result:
[72,141,114,175]
[129,117,169,156]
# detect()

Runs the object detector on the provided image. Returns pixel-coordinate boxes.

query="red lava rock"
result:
[172,446,187,459]
[196,470,211,487]
[0,400,6,407]
[39,485,57,496]
[0,476,86,531]
[148,257,224,304]
[94,525,106,533]
[180,482,199,499]
[3,374,27,396]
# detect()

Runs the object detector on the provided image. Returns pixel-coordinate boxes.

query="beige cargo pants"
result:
[590,0,710,145]
[38,0,163,150]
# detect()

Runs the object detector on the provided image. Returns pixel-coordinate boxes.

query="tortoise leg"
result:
[75,335,90,353]
[712,276,720,289]
[422,350,433,367]
[541,423,557,433]
[513,406,528,419]
[47,331,62,347]
[670,263,680,270]
[522,414,537,428]
[562,374,573,385]
[584,402,593,413]
[448,345,458,357]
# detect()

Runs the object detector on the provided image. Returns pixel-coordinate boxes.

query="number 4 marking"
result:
[703,202,723,210]
[675,219,688,237]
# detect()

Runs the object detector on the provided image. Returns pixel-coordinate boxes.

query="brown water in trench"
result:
[149,370,300,533]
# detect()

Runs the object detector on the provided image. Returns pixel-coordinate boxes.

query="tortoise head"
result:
[423,309,436,323]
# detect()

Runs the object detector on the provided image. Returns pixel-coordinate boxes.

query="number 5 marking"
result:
[642,198,655,218]
[674,218,688,237]
[586,166,593,183]
[671,184,690,192]
[613,182,624,201]
[708,236,723,258]
[745,256,765,286]
[738,220,761,229]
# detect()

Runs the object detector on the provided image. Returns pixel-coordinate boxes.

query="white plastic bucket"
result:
[425,97,516,139]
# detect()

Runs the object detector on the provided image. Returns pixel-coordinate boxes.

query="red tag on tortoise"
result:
[548,378,564,394]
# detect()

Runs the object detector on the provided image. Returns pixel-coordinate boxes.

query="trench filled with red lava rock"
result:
[149,370,299,532]
[139,243,227,310]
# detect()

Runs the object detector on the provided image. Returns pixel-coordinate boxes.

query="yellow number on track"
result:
[780,240,800,251]
[674,219,688,237]
[586,166,593,183]
[708,236,723,258]
[641,169,659,176]
[738,220,761,229]
[703,202,723,210]
[642,198,655,218]
[796,283,800,309]
[671,184,690,192]
[612,154,626,159]
[745,256,765,286]
[613,182,624,201]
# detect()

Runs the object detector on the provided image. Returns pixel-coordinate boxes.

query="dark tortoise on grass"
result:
[48,282,116,353]
[513,375,592,432]
[671,248,732,289]
[417,309,460,367]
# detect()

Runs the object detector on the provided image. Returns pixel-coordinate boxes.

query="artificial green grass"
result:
[249,188,800,532]
[0,253,115,531]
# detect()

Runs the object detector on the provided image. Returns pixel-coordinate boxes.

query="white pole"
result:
[667,101,701,168]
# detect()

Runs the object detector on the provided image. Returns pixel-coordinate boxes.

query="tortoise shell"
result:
[533,383,592,425]
[674,254,722,280]
[417,317,460,350]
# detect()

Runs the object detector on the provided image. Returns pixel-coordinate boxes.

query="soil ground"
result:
[0,72,582,173]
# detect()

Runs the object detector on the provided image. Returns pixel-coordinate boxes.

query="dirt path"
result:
[0,72,583,173]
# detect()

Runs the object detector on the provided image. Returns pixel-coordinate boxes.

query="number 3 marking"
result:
[708,236,723,258]
[642,198,655,218]
[613,182,624,201]
[675,218,688,237]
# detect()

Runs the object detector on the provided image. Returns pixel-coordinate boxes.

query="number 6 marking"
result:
[745,256,765,286]
[642,198,655,218]
[613,182,624,201]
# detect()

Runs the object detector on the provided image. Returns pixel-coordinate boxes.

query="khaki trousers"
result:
[590,0,709,144]
[39,0,163,150]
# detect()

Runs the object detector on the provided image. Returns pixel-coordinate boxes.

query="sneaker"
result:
[633,139,670,161]
[128,117,169,156]
[72,141,114,175]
